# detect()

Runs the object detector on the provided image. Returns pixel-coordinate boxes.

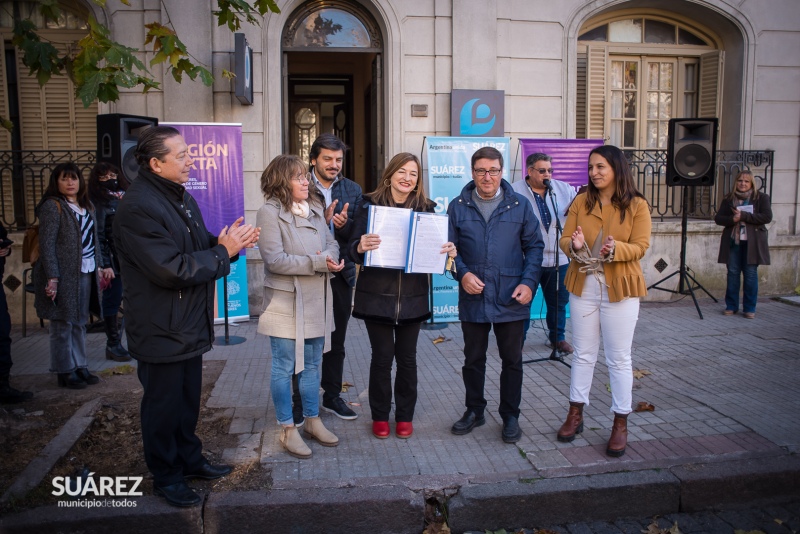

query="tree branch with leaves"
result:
[2,0,280,130]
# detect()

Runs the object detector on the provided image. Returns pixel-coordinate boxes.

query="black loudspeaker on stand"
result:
[647,118,719,318]
[96,113,158,183]
[522,183,570,369]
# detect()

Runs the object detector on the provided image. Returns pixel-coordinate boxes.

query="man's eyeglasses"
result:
[531,168,553,175]
[473,168,502,177]
[292,172,312,184]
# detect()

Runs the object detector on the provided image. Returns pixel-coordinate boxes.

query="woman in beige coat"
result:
[257,154,344,459]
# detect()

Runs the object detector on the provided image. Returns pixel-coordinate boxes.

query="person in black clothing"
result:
[114,126,258,507]
[0,226,33,403]
[87,162,131,362]
[348,152,456,439]
[292,134,363,424]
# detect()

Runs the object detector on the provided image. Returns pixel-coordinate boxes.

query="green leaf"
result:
[36,68,52,86]
[197,66,213,86]
[221,69,236,79]
[0,116,14,133]
[77,71,104,107]
[37,0,62,23]
[255,0,281,15]
[96,82,120,104]
[151,50,169,65]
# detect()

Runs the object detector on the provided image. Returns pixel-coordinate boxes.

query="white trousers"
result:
[569,273,639,415]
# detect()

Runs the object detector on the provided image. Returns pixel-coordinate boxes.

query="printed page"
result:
[365,205,412,269]
[407,213,449,274]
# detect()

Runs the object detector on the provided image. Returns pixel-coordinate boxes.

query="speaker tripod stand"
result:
[647,187,717,319]
[521,185,570,369]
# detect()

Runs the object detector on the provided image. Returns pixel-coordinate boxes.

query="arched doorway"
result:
[282,0,384,190]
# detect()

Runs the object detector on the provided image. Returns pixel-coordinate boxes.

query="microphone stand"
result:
[523,180,570,368]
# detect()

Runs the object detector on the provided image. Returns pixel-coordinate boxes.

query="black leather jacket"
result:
[94,195,121,272]
[348,197,435,325]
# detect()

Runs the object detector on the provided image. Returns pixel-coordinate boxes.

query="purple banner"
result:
[163,122,249,321]
[518,139,604,190]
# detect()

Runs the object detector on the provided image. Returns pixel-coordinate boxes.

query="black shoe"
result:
[0,384,33,404]
[75,368,100,385]
[451,410,485,435]
[153,481,202,507]
[502,416,522,443]
[322,397,358,420]
[57,372,87,389]
[105,344,132,362]
[184,462,232,480]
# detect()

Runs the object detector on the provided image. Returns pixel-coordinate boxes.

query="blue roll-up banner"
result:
[163,122,249,324]
[426,137,510,322]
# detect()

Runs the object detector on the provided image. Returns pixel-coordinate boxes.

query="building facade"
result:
[2,0,799,320]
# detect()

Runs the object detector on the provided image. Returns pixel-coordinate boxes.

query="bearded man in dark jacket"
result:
[114,126,258,507]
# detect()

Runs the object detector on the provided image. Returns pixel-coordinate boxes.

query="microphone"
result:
[543,179,553,192]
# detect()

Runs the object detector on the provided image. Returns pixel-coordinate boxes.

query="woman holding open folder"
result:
[349,152,457,439]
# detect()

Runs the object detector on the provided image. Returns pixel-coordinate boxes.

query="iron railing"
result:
[0,150,97,229]
[625,149,774,221]
[0,148,776,229]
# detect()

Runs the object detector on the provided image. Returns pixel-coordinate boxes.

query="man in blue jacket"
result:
[448,146,544,443]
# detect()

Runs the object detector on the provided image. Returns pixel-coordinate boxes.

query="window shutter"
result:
[586,45,607,140]
[0,49,10,150]
[16,51,46,149]
[15,39,97,151]
[576,50,587,139]
[698,50,723,120]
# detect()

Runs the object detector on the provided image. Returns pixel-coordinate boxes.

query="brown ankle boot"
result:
[557,401,584,442]
[606,412,629,457]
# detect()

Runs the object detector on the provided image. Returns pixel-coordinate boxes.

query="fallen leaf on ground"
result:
[348,402,361,407]
[432,335,450,345]
[633,368,652,379]
[606,383,612,392]
[99,364,136,377]
[635,401,656,412]
[341,381,354,392]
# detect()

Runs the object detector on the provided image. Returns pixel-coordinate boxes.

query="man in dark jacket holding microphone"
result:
[114,126,258,507]
[448,146,543,444]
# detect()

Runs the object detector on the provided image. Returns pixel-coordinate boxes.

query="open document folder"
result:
[364,205,449,274]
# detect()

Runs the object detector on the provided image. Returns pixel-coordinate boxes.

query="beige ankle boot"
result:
[304,416,339,447]
[280,425,311,459]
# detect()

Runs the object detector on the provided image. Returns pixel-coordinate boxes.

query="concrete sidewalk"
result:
[2,296,799,533]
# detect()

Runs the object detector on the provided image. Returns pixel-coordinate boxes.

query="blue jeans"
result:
[270,336,323,425]
[725,241,758,314]
[49,272,91,373]
[523,263,569,343]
